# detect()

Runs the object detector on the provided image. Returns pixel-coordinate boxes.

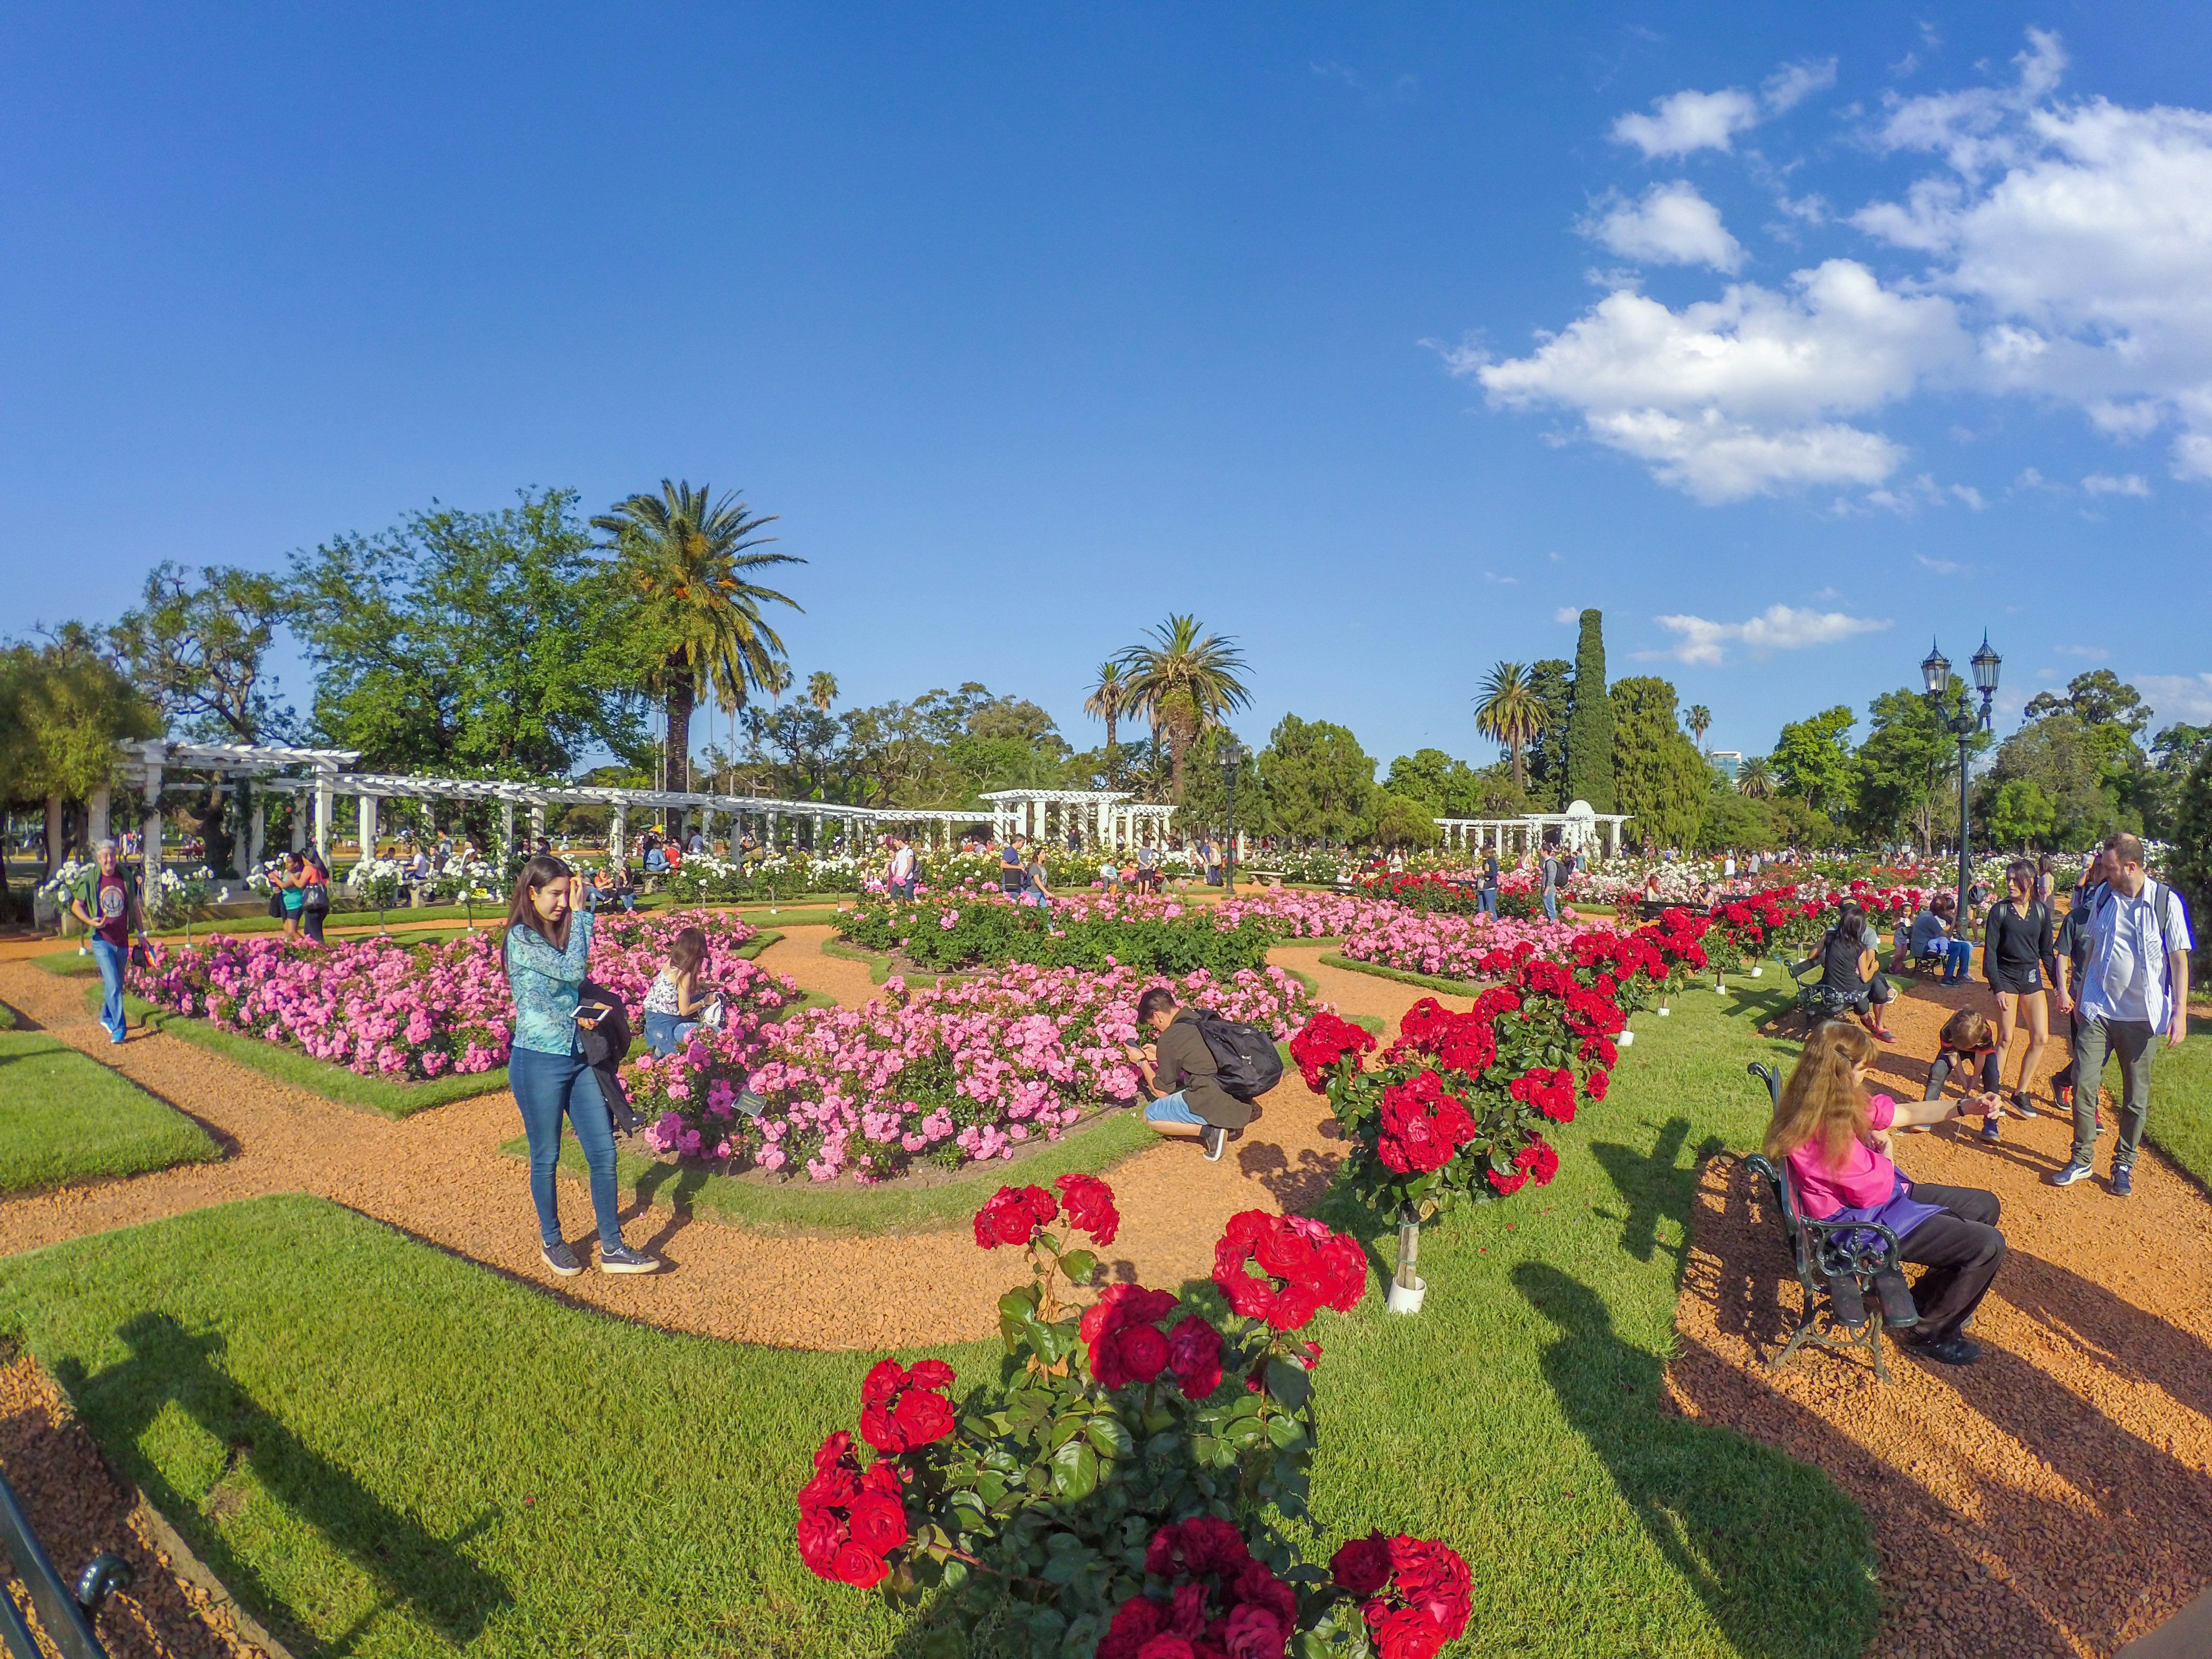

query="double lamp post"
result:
[1216,735,1244,896]
[1920,634,2001,927]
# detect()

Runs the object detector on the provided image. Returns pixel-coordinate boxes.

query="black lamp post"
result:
[1218,735,1244,896]
[1921,635,2001,927]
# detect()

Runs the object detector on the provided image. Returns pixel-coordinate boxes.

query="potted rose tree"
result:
[796,1174,1475,1658]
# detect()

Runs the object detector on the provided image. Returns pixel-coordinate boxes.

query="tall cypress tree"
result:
[1564,608,1616,812]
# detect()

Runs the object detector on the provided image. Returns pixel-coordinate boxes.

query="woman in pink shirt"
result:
[1764,1021,2008,1367]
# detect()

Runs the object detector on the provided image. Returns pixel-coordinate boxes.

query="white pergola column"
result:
[500,800,516,861]
[312,768,334,858]
[249,791,266,870]
[139,741,166,877]
[530,803,547,844]
[611,805,628,862]
[812,812,824,851]
[88,785,112,847]
[359,794,379,859]
[767,809,780,849]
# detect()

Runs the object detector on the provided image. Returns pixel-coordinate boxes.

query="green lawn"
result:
[0,1028,221,1192]
[2141,1011,2212,1194]
[0,991,1876,1658]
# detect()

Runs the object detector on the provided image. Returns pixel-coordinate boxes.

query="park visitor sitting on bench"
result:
[1764,1020,2007,1367]
[1808,902,1900,1043]
[1904,893,1974,984]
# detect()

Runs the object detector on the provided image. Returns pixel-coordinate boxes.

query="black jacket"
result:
[575,980,640,1134]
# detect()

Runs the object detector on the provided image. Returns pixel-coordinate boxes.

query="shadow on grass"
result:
[1513,1263,1880,1659]
[1589,1115,1724,1267]
[56,1312,510,1653]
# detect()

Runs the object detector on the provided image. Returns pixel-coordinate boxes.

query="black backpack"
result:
[1193,1010,1284,1103]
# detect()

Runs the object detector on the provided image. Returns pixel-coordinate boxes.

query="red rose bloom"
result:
[972,1184,1058,1249]
[857,1361,959,1453]
[1166,1313,1224,1400]
[1133,1638,1196,1659]
[1212,1210,1367,1334]
[831,1541,889,1588]
[1052,1172,1120,1245]
[1330,1530,1393,1596]
[844,1492,908,1555]
[1221,1603,1288,1659]
[1514,1138,1560,1187]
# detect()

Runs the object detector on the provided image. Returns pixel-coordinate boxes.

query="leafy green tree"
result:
[1472,662,1546,790]
[1696,782,1778,854]
[1609,676,1709,850]
[1979,712,2139,850]
[2022,669,2152,736]
[593,480,803,791]
[108,563,293,743]
[1521,658,1574,810]
[1256,714,1376,846]
[2171,752,2212,973]
[1563,611,1615,812]
[1771,706,1859,817]
[289,488,650,777]
[806,672,838,715]
[1770,793,1848,850]
[1371,791,1441,850]
[1118,615,1253,801]
[1853,685,1979,852]
[1382,749,1521,820]
[1987,778,2058,850]
[1084,662,1129,752]
[1173,728,1263,841]
[0,635,159,878]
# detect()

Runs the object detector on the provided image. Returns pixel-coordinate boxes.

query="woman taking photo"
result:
[1984,858,2059,1119]
[277,851,307,941]
[1766,1021,2007,1366]
[503,854,658,1277]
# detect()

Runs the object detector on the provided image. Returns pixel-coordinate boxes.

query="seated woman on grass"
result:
[1764,1020,2007,1367]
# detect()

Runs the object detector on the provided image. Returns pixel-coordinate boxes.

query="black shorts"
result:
[1987,965,2043,995]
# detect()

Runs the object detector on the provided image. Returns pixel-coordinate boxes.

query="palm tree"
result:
[594,480,803,792]
[761,661,794,707]
[1116,616,1252,800]
[1736,755,1774,798]
[1084,661,1128,750]
[1685,704,1712,753]
[1472,662,1545,790]
[808,671,838,714]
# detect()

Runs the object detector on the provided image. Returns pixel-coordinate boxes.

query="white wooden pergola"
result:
[115,737,1058,870]
[1434,801,1632,860]
[980,789,1175,851]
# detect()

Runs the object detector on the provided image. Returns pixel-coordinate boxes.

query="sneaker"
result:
[2012,1092,2037,1120]
[2054,1084,2073,1110]
[1907,1330,1981,1366]
[2049,1159,2096,1187]
[2110,1165,2133,1198]
[1980,1118,2001,1144]
[598,1241,660,1274]
[1199,1124,1227,1162]
[542,1241,582,1277]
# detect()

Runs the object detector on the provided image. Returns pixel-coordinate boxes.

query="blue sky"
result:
[5,2,2211,775]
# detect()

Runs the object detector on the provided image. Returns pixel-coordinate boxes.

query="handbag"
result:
[304,882,330,916]
[267,890,285,919]
[128,940,150,971]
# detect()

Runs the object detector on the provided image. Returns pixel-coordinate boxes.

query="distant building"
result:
[1708,750,1743,781]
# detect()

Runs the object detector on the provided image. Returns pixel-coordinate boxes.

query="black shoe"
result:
[1872,1270,1920,1329]
[598,1241,660,1274]
[543,1241,582,1277]
[1908,1330,1980,1366]
[2012,1092,2037,1120]
[1199,1124,1226,1162]
[1824,1275,1868,1329]
[2111,1164,2134,1198]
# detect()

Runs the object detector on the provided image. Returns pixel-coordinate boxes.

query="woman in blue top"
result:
[503,854,658,1277]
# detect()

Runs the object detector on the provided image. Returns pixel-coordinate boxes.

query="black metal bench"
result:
[1743,1061,1916,1382]
[1785,955,1868,1033]
[1,1471,130,1658]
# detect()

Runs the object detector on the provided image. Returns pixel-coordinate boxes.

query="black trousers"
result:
[1897,1183,2006,1341]
[1923,1048,1999,1099]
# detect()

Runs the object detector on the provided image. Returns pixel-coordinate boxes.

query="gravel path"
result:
[1668,978,2212,1659]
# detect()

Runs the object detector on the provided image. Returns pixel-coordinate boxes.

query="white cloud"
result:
[1950,483,1988,509]
[1551,607,1581,624]
[1474,260,1965,501]
[1484,571,1518,585]
[1613,88,1761,158]
[2056,643,2110,658]
[1580,181,1745,272]
[2137,672,2212,725]
[2081,472,2150,497]
[1915,553,1970,575]
[1650,604,1892,665]
[1611,58,1836,158]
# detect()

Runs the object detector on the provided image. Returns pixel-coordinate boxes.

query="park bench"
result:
[1785,953,1868,1033]
[1,1471,132,1658]
[1742,1060,1916,1382]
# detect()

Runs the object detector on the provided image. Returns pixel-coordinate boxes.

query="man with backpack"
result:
[2051,834,2194,1198]
[1125,986,1281,1161]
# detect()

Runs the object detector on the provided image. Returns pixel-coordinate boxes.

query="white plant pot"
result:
[1386,1276,1427,1315]
[1749,966,1763,978]
[1616,1029,1635,1048]
[1657,1006,1672,1017]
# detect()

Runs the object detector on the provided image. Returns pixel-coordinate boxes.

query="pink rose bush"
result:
[1336,908,1597,982]
[126,911,795,1082]
[632,961,1312,1181]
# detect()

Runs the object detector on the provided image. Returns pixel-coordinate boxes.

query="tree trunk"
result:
[1105,710,1118,750]
[1510,741,1526,791]
[664,656,695,794]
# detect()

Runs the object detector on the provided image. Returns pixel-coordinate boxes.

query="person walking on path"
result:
[888,834,918,900]
[1540,846,1561,923]
[300,847,331,946]
[69,839,147,1044]
[276,851,308,940]
[2051,834,2194,1197]
[1983,858,2059,1119]
[502,854,658,1276]
[1479,850,1499,917]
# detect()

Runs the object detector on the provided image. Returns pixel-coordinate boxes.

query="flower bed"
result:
[796,1178,1476,1658]
[1335,908,1600,982]
[126,911,795,1082]
[628,961,1313,1181]
[834,892,1281,976]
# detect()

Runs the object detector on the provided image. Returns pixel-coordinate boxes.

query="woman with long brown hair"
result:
[503,853,657,1277]
[1765,1021,2008,1366]
[1983,857,2058,1119]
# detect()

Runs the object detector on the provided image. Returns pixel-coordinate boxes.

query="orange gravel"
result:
[1668,978,2212,1659]
[0,933,1359,1351]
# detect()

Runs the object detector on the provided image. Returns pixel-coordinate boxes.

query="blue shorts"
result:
[1144,1092,1203,1127]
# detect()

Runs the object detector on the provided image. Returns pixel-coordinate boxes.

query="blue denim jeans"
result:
[642,1010,698,1056]
[508,1046,622,1248]
[1541,889,1559,923]
[1479,889,1497,916]
[90,937,127,1041]
[1939,939,1974,982]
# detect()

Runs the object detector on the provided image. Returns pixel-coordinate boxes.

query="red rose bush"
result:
[791,1176,1475,1657]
